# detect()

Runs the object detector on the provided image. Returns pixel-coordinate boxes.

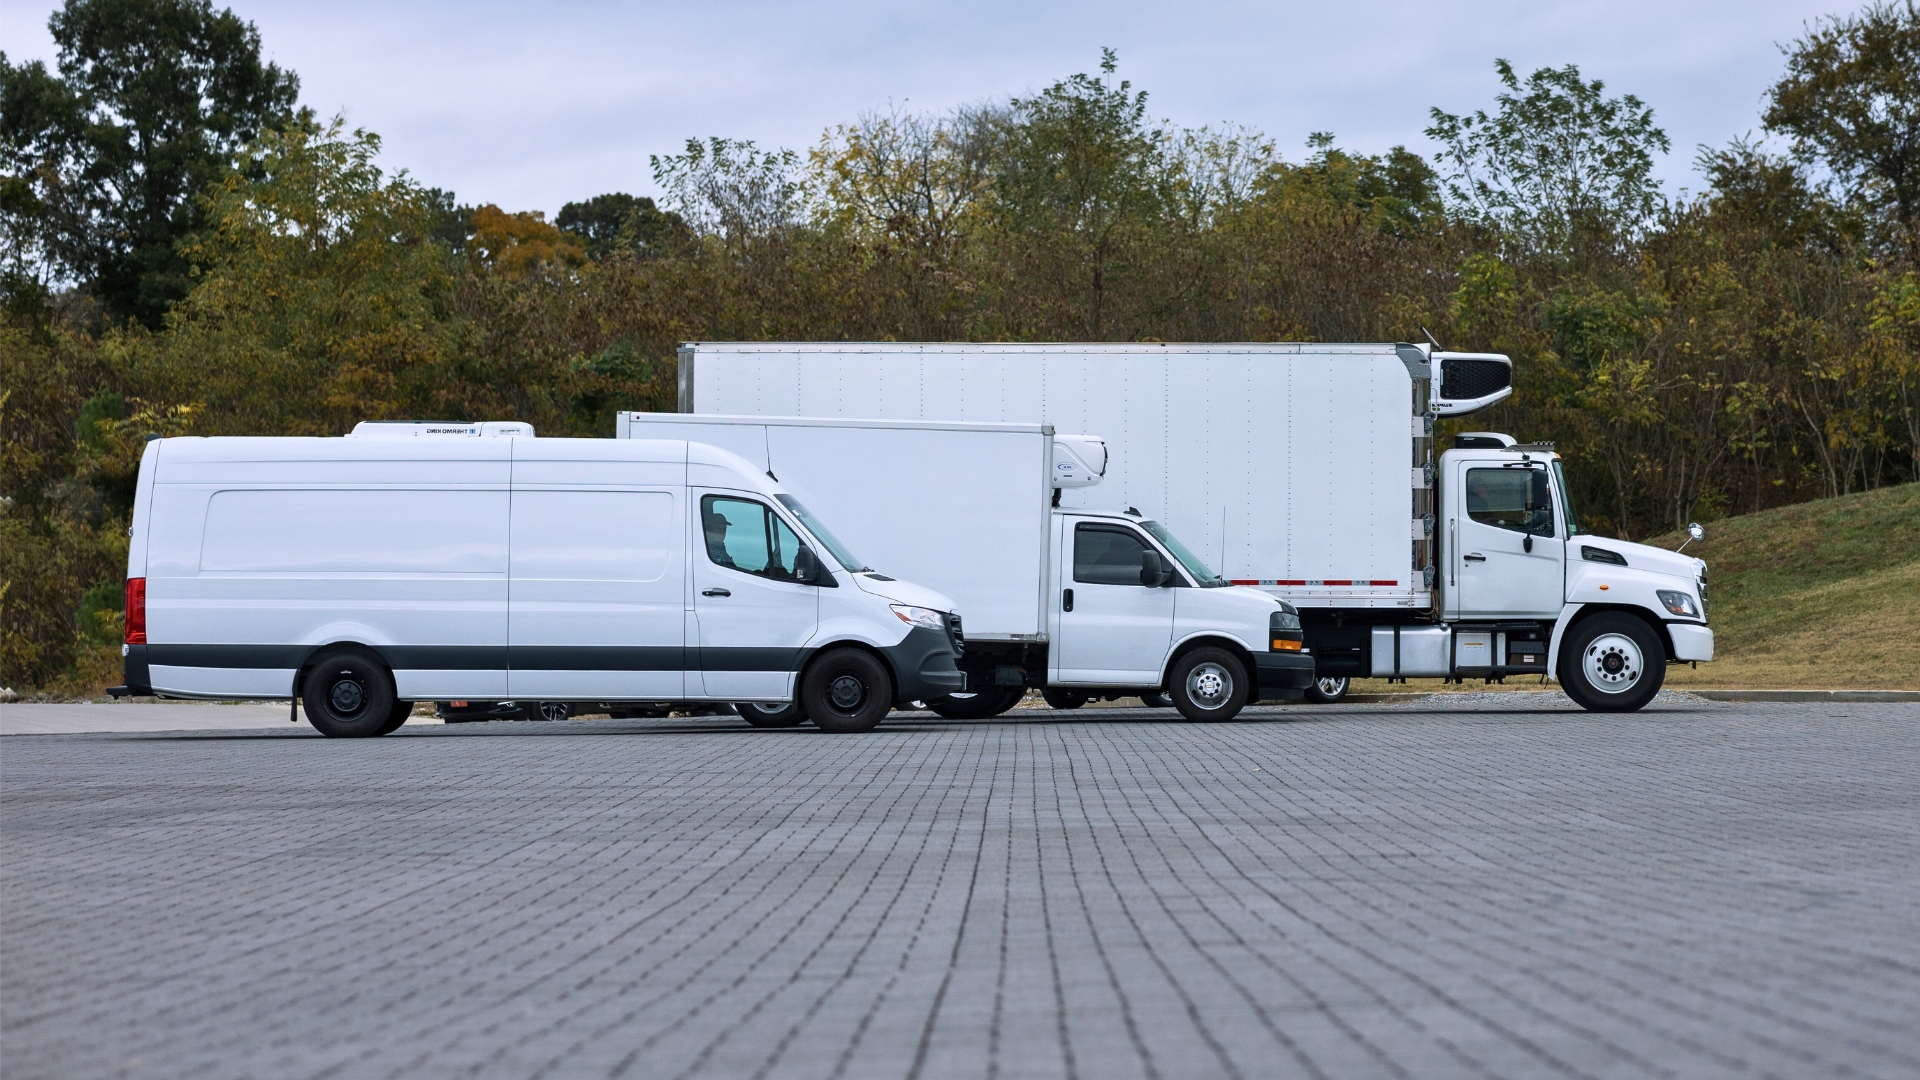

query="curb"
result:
[1682,689,1920,703]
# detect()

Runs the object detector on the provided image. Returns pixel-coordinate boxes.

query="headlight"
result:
[891,605,946,630]
[1656,590,1699,618]
[1270,611,1301,631]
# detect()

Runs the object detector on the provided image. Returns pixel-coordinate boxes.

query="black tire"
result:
[927,686,1024,719]
[1138,691,1172,708]
[738,701,807,728]
[302,650,399,738]
[1168,647,1250,722]
[1040,688,1089,710]
[1559,612,1666,712]
[1303,676,1350,704]
[376,700,413,735]
[801,648,894,733]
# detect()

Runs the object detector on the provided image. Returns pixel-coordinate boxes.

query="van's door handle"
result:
[1463,553,1486,562]
[702,588,731,597]
[1062,588,1074,612]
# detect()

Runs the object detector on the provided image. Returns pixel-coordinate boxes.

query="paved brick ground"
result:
[3,693,1917,1080]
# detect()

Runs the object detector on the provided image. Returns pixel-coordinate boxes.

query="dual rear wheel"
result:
[302,650,410,738]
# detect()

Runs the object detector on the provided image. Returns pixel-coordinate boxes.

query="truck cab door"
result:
[1050,518,1175,685]
[1447,460,1564,619]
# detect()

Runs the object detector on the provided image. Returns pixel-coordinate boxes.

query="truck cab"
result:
[1047,509,1316,717]
[1423,432,1713,709]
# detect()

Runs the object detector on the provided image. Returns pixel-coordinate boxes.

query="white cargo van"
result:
[110,427,964,735]
[619,413,1316,721]
[674,342,1716,713]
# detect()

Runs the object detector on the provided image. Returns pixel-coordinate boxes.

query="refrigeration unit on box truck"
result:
[109,424,965,735]
[618,412,1317,721]
[672,341,1715,712]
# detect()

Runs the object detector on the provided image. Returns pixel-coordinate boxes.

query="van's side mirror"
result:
[794,546,821,584]
[1140,550,1167,587]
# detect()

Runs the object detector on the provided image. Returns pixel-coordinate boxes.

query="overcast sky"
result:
[2,0,1841,216]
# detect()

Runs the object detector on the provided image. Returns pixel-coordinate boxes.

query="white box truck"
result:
[673,342,1716,712]
[110,424,965,735]
[618,413,1317,720]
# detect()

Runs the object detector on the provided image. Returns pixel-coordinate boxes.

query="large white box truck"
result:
[110,425,966,734]
[619,413,1317,720]
[674,342,1716,712]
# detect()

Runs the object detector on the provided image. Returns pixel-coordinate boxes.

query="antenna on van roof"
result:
[766,470,778,482]
[1419,327,1442,350]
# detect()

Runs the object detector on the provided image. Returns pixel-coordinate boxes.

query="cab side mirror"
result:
[1689,523,1705,541]
[1140,550,1170,587]
[794,546,821,584]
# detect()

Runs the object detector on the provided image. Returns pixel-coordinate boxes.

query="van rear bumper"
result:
[117,644,153,697]
[1254,651,1316,701]
[881,627,967,702]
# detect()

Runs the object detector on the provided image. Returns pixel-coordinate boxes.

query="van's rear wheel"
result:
[1304,676,1349,704]
[802,649,894,733]
[303,651,399,738]
[1040,688,1089,710]
[738,701,806,728]
[927,686,1023,719]
[1559,613,1665,712]
[1169,648,1250,722]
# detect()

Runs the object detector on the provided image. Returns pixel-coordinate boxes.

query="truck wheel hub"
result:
[828,675,866,710]
[1583,634,1642,691]
[1186,663,1231,708]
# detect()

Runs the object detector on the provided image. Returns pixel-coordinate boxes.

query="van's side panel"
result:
[506,442,689,699]
[145,438,512,699]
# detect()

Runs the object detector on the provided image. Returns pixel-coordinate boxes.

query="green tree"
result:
[1764,0,1920,258]
[0,0,300,326]
[556,192,692,259]
[1427,60,1669,264]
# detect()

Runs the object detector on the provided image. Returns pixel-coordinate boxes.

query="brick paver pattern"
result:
[3,695,1917,1079]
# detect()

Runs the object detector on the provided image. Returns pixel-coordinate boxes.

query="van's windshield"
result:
[1141,520,1228,587]
[775,495,869,572]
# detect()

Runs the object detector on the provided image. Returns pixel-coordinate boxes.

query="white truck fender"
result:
[1544,603,1586,682]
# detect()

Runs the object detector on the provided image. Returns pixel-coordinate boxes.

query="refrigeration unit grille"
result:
[1441,357,1512,400]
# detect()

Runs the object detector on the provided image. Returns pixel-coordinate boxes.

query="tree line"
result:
[4,1,1919,690]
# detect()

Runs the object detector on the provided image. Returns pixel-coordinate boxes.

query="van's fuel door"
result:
[1052,435,1107,489]
[1430,353,1514,416]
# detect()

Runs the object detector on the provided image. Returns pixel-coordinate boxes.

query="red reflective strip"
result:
[124,577,146,645]
[1322,580,1353,586]
[1229,579,1259,585]
[1274,579,1306,585]
[1368,580,1398,586]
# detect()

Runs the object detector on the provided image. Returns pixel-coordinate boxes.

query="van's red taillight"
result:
[124,577,146,644]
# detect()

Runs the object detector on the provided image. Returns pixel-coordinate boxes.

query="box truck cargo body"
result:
[112,429,964,735]
[619,412,1316,721]
[675,342,1716,712]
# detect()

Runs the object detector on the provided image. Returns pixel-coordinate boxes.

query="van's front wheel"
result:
[1169,648,1250,722]
[802,649,894,733]
[738,701,806,728]
[302,650,399,738]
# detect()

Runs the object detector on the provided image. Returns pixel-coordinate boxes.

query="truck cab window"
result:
[703,495,808,581]
[1464,468,1555,537]
[1074,524,1154,585]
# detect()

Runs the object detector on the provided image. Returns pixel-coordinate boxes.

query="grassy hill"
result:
[1654,482,1920,689]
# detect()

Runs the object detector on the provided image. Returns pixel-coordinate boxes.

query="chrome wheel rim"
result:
[1582,633,1644,693]
[747,703,789,716]
[1315,677,1348,697]
[1185,662,1233,711]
